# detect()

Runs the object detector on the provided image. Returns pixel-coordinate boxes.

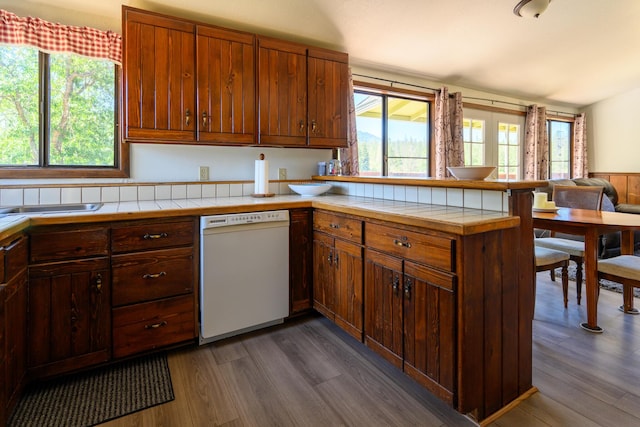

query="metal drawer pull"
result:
[96,273,103,291]
[394,239,411,248]
[143,271,167,279]
[329,223,340,229]
[143,232,168,240]
[145,321,167,329]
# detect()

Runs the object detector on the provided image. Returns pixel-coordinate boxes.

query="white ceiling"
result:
[6,0,640,109]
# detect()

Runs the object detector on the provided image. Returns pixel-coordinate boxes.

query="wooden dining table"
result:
[533,207,640,333]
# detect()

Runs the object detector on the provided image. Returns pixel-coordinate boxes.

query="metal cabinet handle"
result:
[95,273,103,292]
[202,111,208,128]
[143,232,168,240]
[311,120,317,133]
[299,120,305,133]
[404,278,412,300]
[329,223,340,229]
[392,275,400,294]
[334,254,339,267]
[185,108,191,126]
[143,271,167,279]
[145,321,167,329]
[394,239,411,248]
[328,250,333,266]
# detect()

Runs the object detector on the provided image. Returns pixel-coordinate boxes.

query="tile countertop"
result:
[0,194,520,241]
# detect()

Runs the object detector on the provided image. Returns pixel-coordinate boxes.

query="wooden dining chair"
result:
[535,246,570,309]
[535,185,605,305]
[597,255,640,315]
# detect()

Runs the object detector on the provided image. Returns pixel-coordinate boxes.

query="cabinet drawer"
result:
[112,218,195,253]
[112,295,195,358]
[30,228,108,263]
[365,223,454,272]
[313,210,362,244]
[112,247,194,306]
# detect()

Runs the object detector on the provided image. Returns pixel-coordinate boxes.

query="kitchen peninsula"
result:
[0,177,543,424]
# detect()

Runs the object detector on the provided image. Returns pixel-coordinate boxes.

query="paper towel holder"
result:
[252,153,275,198]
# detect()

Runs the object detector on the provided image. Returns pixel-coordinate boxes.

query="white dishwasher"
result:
[199,210,289,344]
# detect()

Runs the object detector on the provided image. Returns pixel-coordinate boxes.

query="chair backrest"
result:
[552,185,604,210]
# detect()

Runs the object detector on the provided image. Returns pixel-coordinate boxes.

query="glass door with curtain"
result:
[463,108,525,179]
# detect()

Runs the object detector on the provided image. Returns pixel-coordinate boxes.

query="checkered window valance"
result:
[0,9,121,64]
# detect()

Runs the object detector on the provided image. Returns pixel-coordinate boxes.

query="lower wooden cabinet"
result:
[289,209,313,315]
[312,211,363,340]
[110,217,198,360]
[364,223,456,404]
[27,257,111,378]
[2,234,28,420]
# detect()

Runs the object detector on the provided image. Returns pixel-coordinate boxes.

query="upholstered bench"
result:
[535,246,570,308]
[597,255,640,314]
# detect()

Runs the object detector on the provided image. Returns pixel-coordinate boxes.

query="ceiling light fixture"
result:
[513,0,551,18]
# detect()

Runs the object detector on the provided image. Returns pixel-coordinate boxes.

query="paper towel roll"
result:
[254,159,269,195]
[533,192,547,209]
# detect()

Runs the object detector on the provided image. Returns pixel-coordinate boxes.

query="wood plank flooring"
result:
[100,272,640,426]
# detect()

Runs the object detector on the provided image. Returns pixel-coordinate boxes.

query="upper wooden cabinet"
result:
[257,38,308,147]
[123,7,348,148]
[124,8,196,142]
[196,26,255,145]
[307,48,349,148]
[257,38,349,148]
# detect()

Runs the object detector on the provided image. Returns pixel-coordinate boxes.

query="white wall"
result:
[584,88,640,173]
[130,144,332,182]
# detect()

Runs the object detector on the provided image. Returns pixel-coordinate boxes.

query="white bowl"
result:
[446,166,496,180]
[288,183,332,197]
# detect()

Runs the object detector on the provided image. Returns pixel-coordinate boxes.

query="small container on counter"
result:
[317,161,326,176]
[327,160,341,175]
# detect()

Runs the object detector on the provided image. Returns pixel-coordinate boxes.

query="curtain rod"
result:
[353,73,578,118]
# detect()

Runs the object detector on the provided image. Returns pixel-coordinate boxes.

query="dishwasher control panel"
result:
[201,210,289,229]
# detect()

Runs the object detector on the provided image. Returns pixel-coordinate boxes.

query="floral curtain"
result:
[339,68,359,176]
[573,113,588,178]
[434,87,464,178]
[0,9,122,64]
[524,105,548,180]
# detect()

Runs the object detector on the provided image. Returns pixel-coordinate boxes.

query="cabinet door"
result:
[307,48,349,148]
[197,26,255,144]
[124,8,196,142]
[4,271,26,414]
[257,37,308,146]
[313,232,335,319]
[289,209,313,315]
[364,249,403,368]
[28,258,110,377]
[403,261,456,404]
[333,239,363,340]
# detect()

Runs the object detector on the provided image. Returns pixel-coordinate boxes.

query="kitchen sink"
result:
[0,203,103,215]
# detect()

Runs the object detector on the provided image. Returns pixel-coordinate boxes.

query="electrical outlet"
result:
[199,166,209,181]
[278,168,287,180]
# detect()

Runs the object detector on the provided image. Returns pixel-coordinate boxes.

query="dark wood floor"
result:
[100,272,640,426]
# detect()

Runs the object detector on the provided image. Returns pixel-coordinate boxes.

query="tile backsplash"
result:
[0,180,509,212]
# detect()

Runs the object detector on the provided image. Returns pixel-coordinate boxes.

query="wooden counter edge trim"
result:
[314,175,547,191]
[477,386,539,426]
[0,217,30,242]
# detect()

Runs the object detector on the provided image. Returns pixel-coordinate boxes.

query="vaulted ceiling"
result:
[4,0,640,109]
